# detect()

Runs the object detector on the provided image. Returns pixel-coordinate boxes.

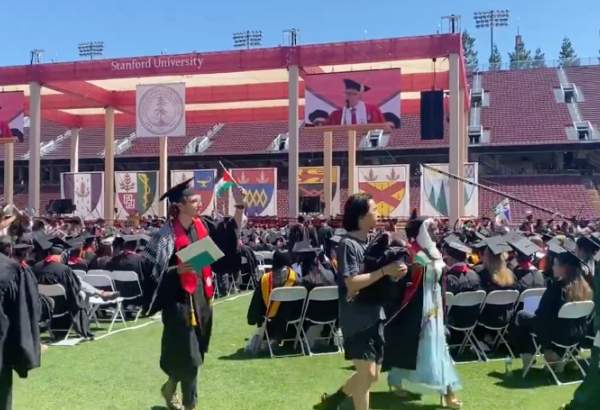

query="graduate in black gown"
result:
[32,233,93,339]
[506,234,546,291]
[0,243,41,410]
[143,178,244,410]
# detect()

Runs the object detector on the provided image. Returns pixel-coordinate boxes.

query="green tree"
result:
[462,31,479,73]
[559,37,580,67]
[532,48,546,68]
[508,35,532,69]
[489,44,502,70]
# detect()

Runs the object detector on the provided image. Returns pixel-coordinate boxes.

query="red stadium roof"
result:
[0,34,467,128]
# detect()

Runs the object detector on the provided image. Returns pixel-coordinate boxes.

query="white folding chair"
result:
[38,284,72,341]
[254,251,273,276]
[447,290,487,361]
[87,269,111,277]
[477,289,520,360]
[516,288,546,315]
[263,286,308,358]
[72,269,87,282]
[300,286,340,356]
[523,301,595,385]
[109,270,144,322]
[84,274,126,333]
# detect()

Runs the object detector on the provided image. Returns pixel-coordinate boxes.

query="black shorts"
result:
[343,322,385,364]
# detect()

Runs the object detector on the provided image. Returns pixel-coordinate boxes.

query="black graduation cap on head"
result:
[547,237,569,256]
[576,233,600,253]
[344,78,370,92]
[506,234,540,257]
[444,239,472,261]
[49,236,71,251]
[308,109,329,123]
[556,246,585,269]
[483,236,512,256]
[159,177,195,204]
[383,112,401,129]
[67,236,85,250]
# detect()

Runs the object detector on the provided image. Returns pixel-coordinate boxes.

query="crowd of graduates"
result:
[0,196,599,410]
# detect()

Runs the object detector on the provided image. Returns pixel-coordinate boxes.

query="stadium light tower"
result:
[473,10,510,60]
[283,28,300,46]
[78,41,104,60]
[233,30,263,49]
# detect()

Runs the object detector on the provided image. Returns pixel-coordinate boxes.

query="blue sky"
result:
[1,0,598,67]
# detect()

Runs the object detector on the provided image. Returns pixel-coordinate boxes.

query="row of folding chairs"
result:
[262,285,341,358]
[446,288,546,362]
[73,269,143,332]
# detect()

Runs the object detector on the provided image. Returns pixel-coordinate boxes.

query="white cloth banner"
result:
[136,83,186,137]
[420,163,479,218]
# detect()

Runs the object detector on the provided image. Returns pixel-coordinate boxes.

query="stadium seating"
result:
[204,122,288,155]
[480,68,572,145]
[564,66,600,131]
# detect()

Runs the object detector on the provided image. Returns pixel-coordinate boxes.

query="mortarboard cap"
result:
[343,79,370,92]
[484,236,512,255]
[308,109,329,123]
[67,236,85,249]
[576,233,600,253]
[13,243,33,251]
[443,239,472,261]
[506,234,540,257]
[159,178,195,204]
[49,236,71,251]
[383,112,401,129]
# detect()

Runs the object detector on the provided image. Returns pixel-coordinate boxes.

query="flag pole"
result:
[420,163,570,221]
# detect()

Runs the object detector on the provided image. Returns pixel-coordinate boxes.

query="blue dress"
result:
[388,250,462,395]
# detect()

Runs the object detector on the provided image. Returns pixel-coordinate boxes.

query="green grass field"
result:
[14,293,580,410]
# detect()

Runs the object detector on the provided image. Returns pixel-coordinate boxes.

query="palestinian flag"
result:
[215,170,236,197]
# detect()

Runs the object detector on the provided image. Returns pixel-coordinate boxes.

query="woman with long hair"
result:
[386,214,462,409]
[513,248,593,370]
[314,193,406,410]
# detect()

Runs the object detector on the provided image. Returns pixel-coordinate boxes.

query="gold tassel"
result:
[189,294,197,327]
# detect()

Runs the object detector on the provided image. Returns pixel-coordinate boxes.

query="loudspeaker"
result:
[47,199,76,214]
[420,90,444,140]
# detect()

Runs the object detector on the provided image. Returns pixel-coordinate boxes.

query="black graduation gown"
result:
[0,254,41,410]
[445,264,482,330]
[317,225,334,255]
[514,266,546,292]
[147,217,237,381]
[88,256,111,271]
[107,252,146,308]
[33,260,92,338]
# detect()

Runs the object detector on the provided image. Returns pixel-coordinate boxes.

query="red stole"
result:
[68,256,84,266]
[400,242,425,310]
[44,255,62,264]
[172,217,214,300]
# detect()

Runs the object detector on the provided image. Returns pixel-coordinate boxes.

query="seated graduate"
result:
[478,236,517,293]
[66,236,89,271]
[80,231,97,264]
[506,233,546,291]
[32,233,93,340]
[0,238,41,410]
[247,250,302,341]
[88,238,113,270]
[512,246,593,370]
[443,236,481,294]
[293,240,336,290]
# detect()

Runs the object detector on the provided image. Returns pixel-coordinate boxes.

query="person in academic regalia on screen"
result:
[326,79,385,126]
[142,178,245,410]
[0,243,41,410]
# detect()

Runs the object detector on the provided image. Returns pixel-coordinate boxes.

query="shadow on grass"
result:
[487,368,583,389]
[367,391,439,410]
[150,406,167,410]
[218,348,270,361]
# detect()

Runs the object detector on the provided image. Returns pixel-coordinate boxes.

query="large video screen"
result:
[304,69,401,128]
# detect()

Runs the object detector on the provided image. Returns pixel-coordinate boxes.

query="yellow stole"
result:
[261,268,297,318]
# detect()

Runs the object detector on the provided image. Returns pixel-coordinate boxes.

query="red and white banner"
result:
[170,169,217,216]
[357,165,410,218]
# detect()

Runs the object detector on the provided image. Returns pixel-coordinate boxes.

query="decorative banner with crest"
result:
[357,165,410,218]
[170,169,217,216]
[136,83,186,137]
[60,172,104,221]
[115,171,159,218]
[228,168,277,217]
[298,166,341,216]
[419,163,479,218]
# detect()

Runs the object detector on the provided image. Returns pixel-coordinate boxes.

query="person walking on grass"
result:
[314,193,407,410]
